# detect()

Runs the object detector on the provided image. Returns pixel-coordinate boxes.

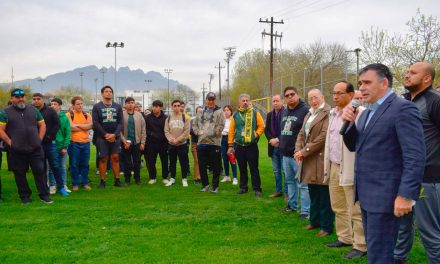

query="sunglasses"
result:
[12,90,25,96]
[284,92,296,98]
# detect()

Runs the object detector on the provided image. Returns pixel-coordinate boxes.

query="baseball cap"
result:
[11,88,25,97]
[206,92,216,100]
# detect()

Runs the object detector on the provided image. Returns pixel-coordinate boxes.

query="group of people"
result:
[0,61,438,263]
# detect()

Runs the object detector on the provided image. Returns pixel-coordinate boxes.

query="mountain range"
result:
[2,65,180,95]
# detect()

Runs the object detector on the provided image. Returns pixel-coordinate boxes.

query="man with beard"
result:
[228,93,265,197]
[394,62,440,264]
[92,86,125,188]
[0,89,52,204]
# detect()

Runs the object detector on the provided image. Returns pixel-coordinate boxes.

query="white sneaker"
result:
[221,176,231,183]
[95,170,99,175]
[182,179,188,187]
[64,185,72,193]
[232,178,238,185]
[131,171,134,175]
[49,185,56,195]
[148,179,157,185]
[165,178,175,187]
[162,179,170,185]
[119,172,124,176]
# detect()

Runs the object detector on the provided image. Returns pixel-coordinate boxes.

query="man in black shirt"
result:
[394,62,440,264]
[92,86,124,188]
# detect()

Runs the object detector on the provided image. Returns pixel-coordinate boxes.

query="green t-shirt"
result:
[0,107,44,125]
[127,114,136,143]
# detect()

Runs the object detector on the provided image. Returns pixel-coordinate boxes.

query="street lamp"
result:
[94,78,98,103]
[164,69,173,111]
[345,48,362,86]
[79,72,84,96]
[105,42,124,97]
[99,67,107,87]
[38,78,45,90]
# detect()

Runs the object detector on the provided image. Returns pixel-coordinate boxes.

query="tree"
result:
[359,9,440,91]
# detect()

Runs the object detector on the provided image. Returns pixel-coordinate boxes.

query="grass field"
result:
[0,137,428,263]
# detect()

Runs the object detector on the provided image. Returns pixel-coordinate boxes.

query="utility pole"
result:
[208,73,214,92]
[105,42,124,97]
[94,78,98,103]
[38,78,45,90]
[79,72,84,96]
[164,68,173,112]
[11,67,14,88]
[100,67,107,87]
[260,16,284,98]
[224,47,236,105]
[215,62,225,101]
[345,48,362,87]
[201,83,207,107]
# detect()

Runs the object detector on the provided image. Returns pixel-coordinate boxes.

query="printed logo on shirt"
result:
[101,107,118,123]
[281,115,298,136]
[169,119,184,129]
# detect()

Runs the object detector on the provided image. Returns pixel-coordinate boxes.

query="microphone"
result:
[339,99,361,135]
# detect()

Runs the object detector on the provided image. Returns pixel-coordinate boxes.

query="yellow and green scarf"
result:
[238,106,254,144]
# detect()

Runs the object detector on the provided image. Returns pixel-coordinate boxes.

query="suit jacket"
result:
[343,93,425,213]
[295,103,331,185]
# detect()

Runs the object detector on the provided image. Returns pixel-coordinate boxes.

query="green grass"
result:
[0,138,427,263]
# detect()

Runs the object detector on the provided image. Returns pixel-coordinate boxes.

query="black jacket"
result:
[403,86,440,183]
[279,100,309,157]
[39,104,60,144]
[264,106,284,157]
[145,111,168,144]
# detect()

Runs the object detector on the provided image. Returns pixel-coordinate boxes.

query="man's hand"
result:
[227,147,234,154]
[394,195,414,217]
[61,148,67,155]
[124,142,131,150]
[268,138,279,147]
[140,143,145,151]
[341,105,358,123]
[105,133,116,143]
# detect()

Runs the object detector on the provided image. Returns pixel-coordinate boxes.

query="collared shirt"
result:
[365,89,393,127]
[329,108,343,164]
[305,102,325,136]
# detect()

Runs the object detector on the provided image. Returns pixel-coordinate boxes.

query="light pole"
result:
[38,78,45,90]
[146,90,150,110]
[100,67,107,87]
[164,69,173,111]
[303,68,307,98]
[345,48,362,86]
[105,42,124,97]
[224,47,236,105]
[79,72,84,96]
[94,78,98,103]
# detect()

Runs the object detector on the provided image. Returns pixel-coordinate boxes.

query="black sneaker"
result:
[99,180,106,189]
[114,180,126,187]
[281,205,296,212]
[40,196,54,204]
[21,197,31,204]
[344,249,367,259]
[299,214,309,220]
[194,179,201,185]
[236,189,248,195]
[210,187,219,193]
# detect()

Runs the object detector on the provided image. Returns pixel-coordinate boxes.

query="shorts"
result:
[96,137,121,158]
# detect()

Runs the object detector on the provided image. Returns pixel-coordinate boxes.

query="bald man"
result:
[394,62,440,264]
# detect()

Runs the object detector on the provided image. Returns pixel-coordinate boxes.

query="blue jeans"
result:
[220,135,237,178]
[282,156,310,214]
[44,142,63,189]
[48,149,67,187]
[271,147,287,193]
[69,142,91,187]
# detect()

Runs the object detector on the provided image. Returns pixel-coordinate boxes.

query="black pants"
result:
[235,143,262,192]
[308,184,334,233]
[197,145,221,189]
[145,143,168,180]
[121,143,142,183]
[168,144,189,179]
[9,147,49,199]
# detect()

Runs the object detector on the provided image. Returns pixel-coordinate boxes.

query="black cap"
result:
[206,92,216,100]
[11,88,25,97]
[51,97,63,105]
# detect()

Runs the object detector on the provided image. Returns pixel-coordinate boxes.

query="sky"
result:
[0,0,439,91]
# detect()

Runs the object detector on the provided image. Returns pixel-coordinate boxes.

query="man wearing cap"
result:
[92,85,125,188]
[32,93,66,196]
[144,100,169,185]
[228,93,265,197]
[192,92,225,193]
[120,97,146,185]
[0,89,52,204]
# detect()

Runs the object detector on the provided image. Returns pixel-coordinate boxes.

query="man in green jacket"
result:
[50,98,71,196]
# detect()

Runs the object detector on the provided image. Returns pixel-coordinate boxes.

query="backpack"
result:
[167,113,186,124]
[69,110,88,121]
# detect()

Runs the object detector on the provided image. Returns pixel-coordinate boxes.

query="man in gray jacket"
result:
[192,92,226,193]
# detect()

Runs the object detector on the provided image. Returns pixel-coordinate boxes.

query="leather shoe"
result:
[326,240,352,248]
[316,230,331,237]
[303,224,318,230]
[344,249,367,259]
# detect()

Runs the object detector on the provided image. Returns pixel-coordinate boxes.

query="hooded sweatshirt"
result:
[192,105,225,146]
[55,111,71,150]
[164,112,190,146]
[145,110,168,144]
[279,99,309,157]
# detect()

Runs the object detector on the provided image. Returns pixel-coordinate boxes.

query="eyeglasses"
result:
[284,92,296,98]
[332,92,347,96]
[173,105,181,108]
[12,90,25,96]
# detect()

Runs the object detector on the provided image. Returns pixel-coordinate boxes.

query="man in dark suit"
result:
[342,63,425,264]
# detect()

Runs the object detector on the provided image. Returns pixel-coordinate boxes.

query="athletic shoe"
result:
[255,191,262,198]
[210,187,219,193]
[95,170,99,175]
[83,185,92,190]
[72,186,79,191]
[220,176,231,182]
[114,179,126,187]
[236,189,248,195]
[269,192,283,198]
[21,197,31,204]
[40,196,54,204]
[99,180,106,189]
[58,188,70,196]
[232,178,238,185]
[64,185,72,193]
[194,179,201,185]
[182,179,188,187]
[148,179,157,185]
[281,205,296,212]
[49,185,56,195]
[165,178,175,187]
[200,185,210,192]
[162,179,170,185]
